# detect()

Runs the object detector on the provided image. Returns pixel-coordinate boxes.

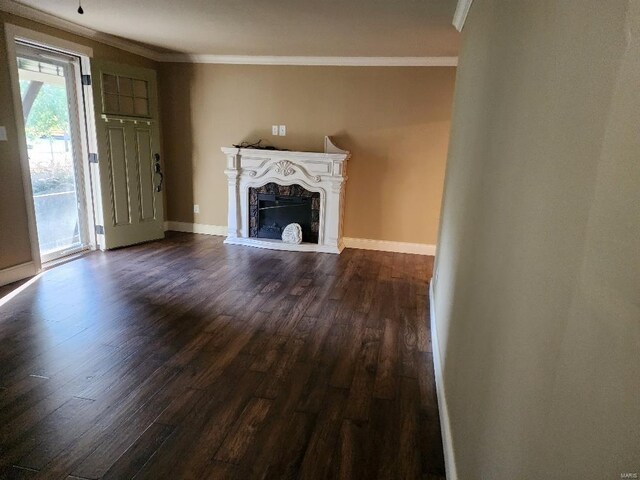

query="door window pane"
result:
[119,96,134,115]
[118,76,133,96]
[102,74,118,93]
[133,79,148,98]
[101,73,149,117]
[104,93,119,113]
[134,98,149,116]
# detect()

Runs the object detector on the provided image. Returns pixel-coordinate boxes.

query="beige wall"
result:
[0,11,156,271]
[434,1,640,478]
[158,63,455,244]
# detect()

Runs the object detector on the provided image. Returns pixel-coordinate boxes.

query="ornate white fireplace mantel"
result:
[222,137,350,254]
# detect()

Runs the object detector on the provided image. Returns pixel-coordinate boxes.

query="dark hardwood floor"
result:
[0,232,445,479]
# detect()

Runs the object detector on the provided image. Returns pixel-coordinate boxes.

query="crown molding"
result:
[0,0,163,60]
[159,54,458,66]
[452,0,473,32]
[0,0,458,66]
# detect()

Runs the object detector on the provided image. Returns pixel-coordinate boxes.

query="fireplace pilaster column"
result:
[224,153,241,239]
[323,181,345,249]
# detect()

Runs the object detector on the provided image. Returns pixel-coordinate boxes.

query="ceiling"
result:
[11,0,460,57]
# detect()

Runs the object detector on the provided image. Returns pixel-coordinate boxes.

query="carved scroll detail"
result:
[274,160,295,176]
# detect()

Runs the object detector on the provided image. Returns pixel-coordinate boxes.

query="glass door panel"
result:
[17,46,89,262]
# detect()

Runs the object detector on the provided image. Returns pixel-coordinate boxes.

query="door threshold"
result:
[42,248,92,271]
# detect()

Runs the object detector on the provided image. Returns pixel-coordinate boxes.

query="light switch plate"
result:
[278,125,286,136]
[272,125,278,135]
[0,126,7,141]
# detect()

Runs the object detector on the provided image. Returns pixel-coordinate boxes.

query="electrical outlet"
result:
[272,125,278,135]
[0,126,7,142]
[193,204,200,214]
[279,125,286,136]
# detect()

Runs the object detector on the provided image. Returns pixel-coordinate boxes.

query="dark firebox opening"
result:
[257,193,313,240]
[249,183,320,244]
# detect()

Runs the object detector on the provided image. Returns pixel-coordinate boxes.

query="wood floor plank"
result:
[100,423,174,480]
[0,232,443,479]
[416,290,432,353]
[0,465,39,479]
[4,396,96,471]
[400,308,420,379]
[336,419,371,480]
[254,337,305,399]
[397,377,422,480]
[214,397,273,464]
[368,397,397,477]
[259,411,316,480]
[298,388,348,480]
[59,367,182,479]
[344,327,382,421]
[134,361,264,479]
[329,312,366,389]
[373,316,400,399]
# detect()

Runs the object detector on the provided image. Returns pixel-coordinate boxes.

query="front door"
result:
[90,61,164,249]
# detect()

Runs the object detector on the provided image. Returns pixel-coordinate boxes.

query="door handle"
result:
[153,153,164,192]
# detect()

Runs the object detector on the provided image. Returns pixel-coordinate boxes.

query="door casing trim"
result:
[4,23,101,271]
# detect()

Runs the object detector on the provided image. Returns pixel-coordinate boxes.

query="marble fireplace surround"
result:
[222,137,350,253]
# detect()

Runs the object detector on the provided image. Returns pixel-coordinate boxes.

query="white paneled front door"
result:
[91,61,164,249]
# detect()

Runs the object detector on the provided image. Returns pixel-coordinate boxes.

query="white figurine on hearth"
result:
[282,223,303,244]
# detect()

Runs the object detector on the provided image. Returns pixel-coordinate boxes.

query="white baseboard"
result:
[343,237,436,255]
[164,222,436,255]
[0,261,37,287]
[430,281,458,479]
[164,221,227,236]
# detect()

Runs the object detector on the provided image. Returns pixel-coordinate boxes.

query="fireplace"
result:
[222,136,350,253]
[249,183,320,243]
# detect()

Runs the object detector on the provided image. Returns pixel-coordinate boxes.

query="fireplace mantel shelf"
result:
[222,136,350,254]
[220,148,348,161]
